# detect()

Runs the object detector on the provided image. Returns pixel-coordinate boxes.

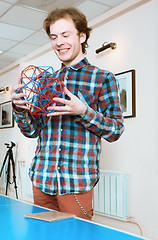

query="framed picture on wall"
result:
[0,101,14,129]
[115,69,136,118]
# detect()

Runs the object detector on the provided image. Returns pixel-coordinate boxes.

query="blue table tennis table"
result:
[0,194,150,240]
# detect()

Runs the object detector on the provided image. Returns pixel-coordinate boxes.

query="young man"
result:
[11,8,124,220]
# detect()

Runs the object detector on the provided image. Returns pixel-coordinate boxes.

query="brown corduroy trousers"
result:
[32,185,93,220]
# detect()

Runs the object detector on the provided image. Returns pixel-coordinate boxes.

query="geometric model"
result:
[17,65,65,115]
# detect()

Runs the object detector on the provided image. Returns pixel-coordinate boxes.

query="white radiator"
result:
[25,164,33,198]
[93,170,127,220]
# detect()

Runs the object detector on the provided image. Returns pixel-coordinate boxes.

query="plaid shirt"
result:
[13,58,124,195]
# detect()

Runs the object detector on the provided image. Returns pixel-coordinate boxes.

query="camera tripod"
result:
[0,141,18,199]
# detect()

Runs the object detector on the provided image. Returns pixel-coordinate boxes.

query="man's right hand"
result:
[11,84,30,111]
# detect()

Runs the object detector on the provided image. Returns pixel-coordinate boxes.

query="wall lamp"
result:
[96,42,117,54]
[0,87,9,93]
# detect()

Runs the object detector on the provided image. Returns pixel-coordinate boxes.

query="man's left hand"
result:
[47,87,87,117]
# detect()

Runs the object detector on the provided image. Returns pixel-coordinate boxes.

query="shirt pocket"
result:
[77,90,97,110]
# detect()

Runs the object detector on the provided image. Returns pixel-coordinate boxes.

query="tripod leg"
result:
[0,152,9,177]
[10,152,18,199]
[5,157,10,196]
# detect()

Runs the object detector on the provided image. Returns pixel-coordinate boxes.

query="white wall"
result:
[0,0,157,239]
[0,66,19,163]
[87,0,158,239]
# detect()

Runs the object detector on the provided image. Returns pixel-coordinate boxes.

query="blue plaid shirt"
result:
[13,58,124,195]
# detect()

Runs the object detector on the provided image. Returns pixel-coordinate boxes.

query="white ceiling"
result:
[0,0,127,70]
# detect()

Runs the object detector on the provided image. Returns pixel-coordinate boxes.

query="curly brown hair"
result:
[43,7,92,54]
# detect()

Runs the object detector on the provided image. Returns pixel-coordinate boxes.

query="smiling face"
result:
[49,18,86,67]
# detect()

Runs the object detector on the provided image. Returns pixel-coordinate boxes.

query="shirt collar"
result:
[61,57,88,71]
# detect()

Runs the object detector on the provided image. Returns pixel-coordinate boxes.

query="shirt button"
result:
[58,148,61,151]
[61,129,63,132]
[57,166,60,170]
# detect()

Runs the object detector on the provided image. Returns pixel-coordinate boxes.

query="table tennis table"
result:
[0,194,150,240]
